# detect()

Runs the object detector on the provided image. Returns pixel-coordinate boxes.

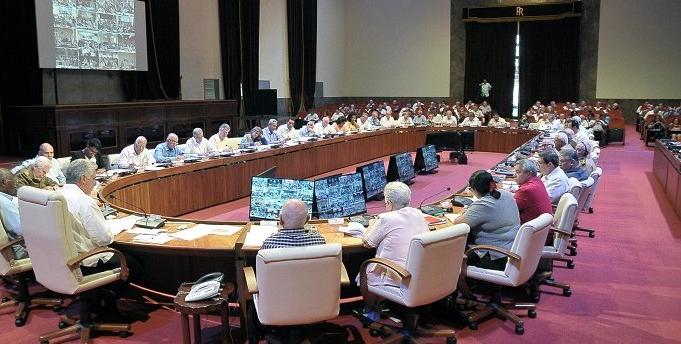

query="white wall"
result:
[259,0,289,98]
[343,0,450,97]
[178,0,223,100]
[316,0,346,97]
[597,0,681,99]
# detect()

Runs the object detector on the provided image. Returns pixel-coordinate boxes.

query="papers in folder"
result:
[170,224,243,241]
[243,225,278,247]
[106,215,141,235]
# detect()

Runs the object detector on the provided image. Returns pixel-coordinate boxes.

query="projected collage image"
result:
[249,177,314,220]
[315,174,366,219]
[53,0,136,70]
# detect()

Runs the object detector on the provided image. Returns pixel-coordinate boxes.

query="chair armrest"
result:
[360,258,411,281]
[243,266,258,294]
[465,245,521,261]
[340,263,350,286]
[550,226,572,237]
[67,247,129,280]
[0,237,23,251]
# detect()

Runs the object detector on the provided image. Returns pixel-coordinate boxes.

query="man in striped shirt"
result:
[261,199,326,249]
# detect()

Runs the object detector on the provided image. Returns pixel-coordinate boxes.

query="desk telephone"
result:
[185,272,224,302]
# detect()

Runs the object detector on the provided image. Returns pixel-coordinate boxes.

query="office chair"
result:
[0,219,63,326]
[243,243,352,343]
[572,177,596,238]
[584,167,603,213]
[17,187,132,343]
[533,193,579,299]
[458,213,552,335]
[355,224,470,344]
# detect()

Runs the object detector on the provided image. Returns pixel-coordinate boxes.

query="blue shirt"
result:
[565,167,589,181]
[0,192,27,259]
[154,142,183,163]
[262,127,282,143]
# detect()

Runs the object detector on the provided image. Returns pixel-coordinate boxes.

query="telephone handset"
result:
[185,272,224,302]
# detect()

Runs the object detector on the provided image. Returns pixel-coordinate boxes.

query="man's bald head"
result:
[279,199,309,229]
[38,143,55,159]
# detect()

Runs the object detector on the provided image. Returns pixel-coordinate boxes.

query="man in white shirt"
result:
[460,113,481,127]
[487,113,508,128]
[118,136,156,168]
[185,128,214,155]
[479,79,492,100]
[208,123,232,152]
[538,150,569,204]
[314,117,336,135]
[276,118,298,140]
[396,111,414,127]
[12,143,65,185]
[380,113,398,128]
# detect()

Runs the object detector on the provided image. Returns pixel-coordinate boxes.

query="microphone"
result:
[108,193,166,229]
[419,187,452,215]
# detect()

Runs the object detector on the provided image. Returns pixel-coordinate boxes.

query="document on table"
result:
[106,215,141,235]
[170,224,243,241]
[444,213,462,222]
[243,225,278,247]
[131,233,175,244]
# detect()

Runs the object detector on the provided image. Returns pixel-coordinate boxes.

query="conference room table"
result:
[653,140,681,218]
[99,126,539,296]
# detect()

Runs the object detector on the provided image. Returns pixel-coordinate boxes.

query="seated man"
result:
[154,133,184,163]
[276,118,298,140]
[460,112,481,127]
[487,113,508,128]
[575,141,597,175]
[12,143,65,185]
[396,110,415,127]
[261,199,325,249]
[0,168,27,259]
[71,138,108,171]
[185,128,214,155]
[362,182,428,287]
[118,136,156,168]
[314,117,337,135]
[15,156,57,190]
[298,121,317,138]
[263,119,283,143]
[208,123,232,152]
[559,147,589,181]
[513,159,552,224]
[239,127,269,148]
[538,149,569,204]
[554,132,569,151]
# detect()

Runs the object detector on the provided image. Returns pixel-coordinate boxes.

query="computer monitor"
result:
[387,152,415,184]
[249,177,314,220]
[356,161,387,200]
[257,166,277,178]
[313,173,367,219]
[414,144,439,174]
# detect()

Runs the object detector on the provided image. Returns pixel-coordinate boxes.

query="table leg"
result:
[181,313,190,344]
[221,305,230,344]
[193,314,202,344]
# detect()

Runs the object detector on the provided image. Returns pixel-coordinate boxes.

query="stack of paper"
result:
[338,222,366,238]
[131,233,175,244]
[106,215,141,235]
[243,225,278,247]
[169,224,242,241]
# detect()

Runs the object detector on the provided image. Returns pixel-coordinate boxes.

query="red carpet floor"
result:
[3,125,681,343]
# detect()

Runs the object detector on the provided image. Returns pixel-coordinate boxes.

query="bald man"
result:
[260,199,326,249]
[118,136,156,168]
[15,156,57,190]
[11,143,65,185]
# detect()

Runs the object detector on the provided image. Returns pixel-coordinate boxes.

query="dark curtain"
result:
[301,0,317,111]
[287,0,303,115]
[240,0,260,115]
[122,0,180,100]
[218,0,241,101]
[519,18,580,113]
[0,0,42,106]
[463,22,516,117]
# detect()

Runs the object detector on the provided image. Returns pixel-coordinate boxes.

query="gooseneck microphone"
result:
[108,193,166,229]
[419,186,452,215]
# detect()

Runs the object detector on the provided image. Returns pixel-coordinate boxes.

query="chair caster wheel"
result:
[369,329,381,337]
[567,261,575,269]
[569,248,577,256]
[588,207,593,214]
[563,289,572,297]
[52,305,62,312]
[468,323,478,330]
[119,331,132,338]
[589,232,595,238]
[446,336,457,344]
[15,318,26,327]
[528,309,537,318]
[515,325,525,335]
[58,321,69,329]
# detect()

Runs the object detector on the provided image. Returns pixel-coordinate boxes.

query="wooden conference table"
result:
[653,140,681,219]
[99,126,539,294]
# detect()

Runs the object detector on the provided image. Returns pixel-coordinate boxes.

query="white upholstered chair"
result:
[0,217,62,326]
[584,167,603,213]
[460,213,553,335]
[17,186,131,343]
[57,157,71,175]
[568,177,582,200]
[356,224,470,344]
[572,177,596,238]
[243,243,350,342]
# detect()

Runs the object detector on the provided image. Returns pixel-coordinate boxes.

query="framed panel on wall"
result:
[204,79,220,100]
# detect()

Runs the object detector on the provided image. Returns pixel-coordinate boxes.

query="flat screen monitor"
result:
[414,144,439,173]
[313,173,367,219]
[356,161,387,199]
[387,152,415,183]
[249,177,314,220]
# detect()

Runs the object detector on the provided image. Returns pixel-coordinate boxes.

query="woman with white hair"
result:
[362,182,428,287]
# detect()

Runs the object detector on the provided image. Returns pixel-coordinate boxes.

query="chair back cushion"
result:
[577,177,595,212]
[255,244,342,326]
[584,167,603,210]
[395,224,469,307]
[0,219,12,274]
[568,177,582,200]
[18,187,82,294]
[551,193,578,252]
[503,213,552,286]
